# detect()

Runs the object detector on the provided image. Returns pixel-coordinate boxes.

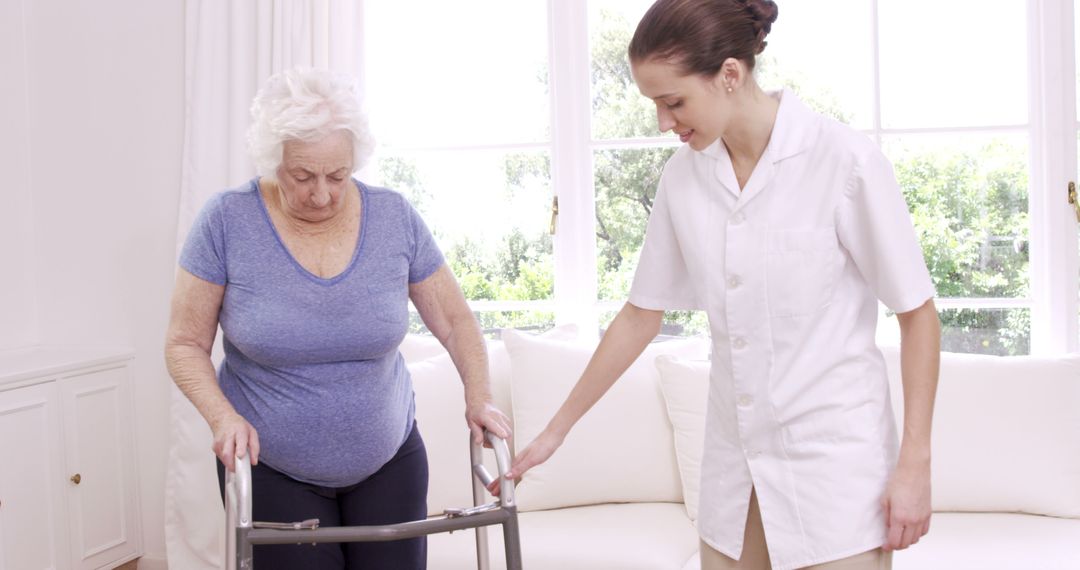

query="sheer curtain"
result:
[168,2,362,567]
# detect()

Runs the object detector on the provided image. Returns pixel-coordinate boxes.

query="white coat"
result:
[628,89,936,570]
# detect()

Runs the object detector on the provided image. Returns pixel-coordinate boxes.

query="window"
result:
[363,0,1080,353]
[363,1,555,334]
[877,0,1031,354]
[588,0,704,336]
[746,0,1035,355]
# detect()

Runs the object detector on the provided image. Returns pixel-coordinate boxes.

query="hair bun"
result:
[736,0,779,53]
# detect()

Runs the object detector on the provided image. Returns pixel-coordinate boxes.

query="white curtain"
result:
[168,2,363,568]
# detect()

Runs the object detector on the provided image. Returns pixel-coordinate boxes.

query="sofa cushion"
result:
[881,347,1080,518]
[891,512,1080,569]
[410,326,578,516]
[399,333,450,363]
[427,502,699,570]
[654,355,711,521]
[504,330,709,511]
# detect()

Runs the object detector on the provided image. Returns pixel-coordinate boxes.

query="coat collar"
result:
[699,88,818,165]
[698,89,819,200]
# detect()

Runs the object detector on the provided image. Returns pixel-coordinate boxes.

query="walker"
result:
[225,430,523,569]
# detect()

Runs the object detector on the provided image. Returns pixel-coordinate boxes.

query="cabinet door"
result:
[0,382,70,570]
[58,366,140,570]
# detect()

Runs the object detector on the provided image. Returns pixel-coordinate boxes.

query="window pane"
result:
[593,146,677,300]
[938,308,1030,355]
[878,0,1027,128]
[599,309,709,338]
[589,0,658,140]
[409,311,555,338]
[881,134,1029,299]
[364,0,549,147]
[375,150,553,303]
[758,0,873,129]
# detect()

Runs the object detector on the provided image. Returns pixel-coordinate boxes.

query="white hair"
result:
[247,68,375,180]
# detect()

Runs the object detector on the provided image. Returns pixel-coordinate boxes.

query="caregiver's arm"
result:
[883,298,940,550]
[492,301,663,490]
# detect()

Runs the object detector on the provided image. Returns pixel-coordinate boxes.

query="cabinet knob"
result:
[70,473,81,485]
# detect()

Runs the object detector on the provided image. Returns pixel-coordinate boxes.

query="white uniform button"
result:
[727,275,741,289]
[737,395,753,407]
[732,337,747,349]
[731,212,746,225]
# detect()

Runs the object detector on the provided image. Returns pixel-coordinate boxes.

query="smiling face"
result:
[631,57,733,151]
[274,130,356,223]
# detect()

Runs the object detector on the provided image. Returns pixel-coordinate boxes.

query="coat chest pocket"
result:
[765,228,842,318]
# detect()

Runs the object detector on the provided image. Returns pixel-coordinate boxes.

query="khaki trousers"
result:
[699,489,892,570]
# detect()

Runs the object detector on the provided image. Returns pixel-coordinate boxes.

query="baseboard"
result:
[136,555,169,570]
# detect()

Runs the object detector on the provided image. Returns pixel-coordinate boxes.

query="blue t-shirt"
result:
[179,178,444,487]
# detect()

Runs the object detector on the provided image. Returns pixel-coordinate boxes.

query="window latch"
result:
[1070,182,1080,223]
[549,195,559,235]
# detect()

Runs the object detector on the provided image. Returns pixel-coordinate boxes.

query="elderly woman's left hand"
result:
[465,399,512,447]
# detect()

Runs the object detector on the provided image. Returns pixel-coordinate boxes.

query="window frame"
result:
[1028,0,1079,354]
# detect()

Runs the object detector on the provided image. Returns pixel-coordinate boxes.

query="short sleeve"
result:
[837,147,936,313]
[627,178,701,311]
[405,199,445,283]
[178,193,227,285]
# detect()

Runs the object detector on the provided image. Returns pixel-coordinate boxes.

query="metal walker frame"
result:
[225,430,522,569]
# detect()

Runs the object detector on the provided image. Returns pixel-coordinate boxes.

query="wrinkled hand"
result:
[487,429,563,496]
[211,412,260,472]
[465,400,512,448]
[881,461,931,551]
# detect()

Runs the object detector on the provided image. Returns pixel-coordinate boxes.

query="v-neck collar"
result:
[253,177,368,286]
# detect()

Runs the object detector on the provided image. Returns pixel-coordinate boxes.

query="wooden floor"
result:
[116,561,139,570]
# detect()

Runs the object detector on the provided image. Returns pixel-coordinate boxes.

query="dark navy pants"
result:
[218,422,429,569]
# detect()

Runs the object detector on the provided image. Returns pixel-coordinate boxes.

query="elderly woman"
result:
[164,68,510,570]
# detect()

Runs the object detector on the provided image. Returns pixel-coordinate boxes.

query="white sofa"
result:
[404,328,1080,570]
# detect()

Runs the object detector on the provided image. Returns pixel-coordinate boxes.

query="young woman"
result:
[499,1,940,568]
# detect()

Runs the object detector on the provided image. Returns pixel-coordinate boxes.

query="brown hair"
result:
[628,0,779,76]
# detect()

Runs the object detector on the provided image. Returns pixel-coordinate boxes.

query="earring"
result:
[727,85,733,93]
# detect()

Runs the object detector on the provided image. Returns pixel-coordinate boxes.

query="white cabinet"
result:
[0,382,69,570]
[0,348,142,570]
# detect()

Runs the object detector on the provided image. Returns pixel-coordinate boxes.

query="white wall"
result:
[17,0,186,566]
[0,0,39,350]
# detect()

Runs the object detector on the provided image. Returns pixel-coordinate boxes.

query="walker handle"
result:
[224,454,253,570]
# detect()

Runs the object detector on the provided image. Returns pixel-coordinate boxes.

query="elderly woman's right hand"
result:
[212,412,260,472]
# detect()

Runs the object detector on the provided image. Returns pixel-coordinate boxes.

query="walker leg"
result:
[502,508,522,570]
[237,526,253,569]
[474,526,491,570]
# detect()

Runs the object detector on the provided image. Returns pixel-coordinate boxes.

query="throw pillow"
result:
[881,347,1080,518]
[653,355,710,520]
[504,330,710,511]
[411,325,578,515]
